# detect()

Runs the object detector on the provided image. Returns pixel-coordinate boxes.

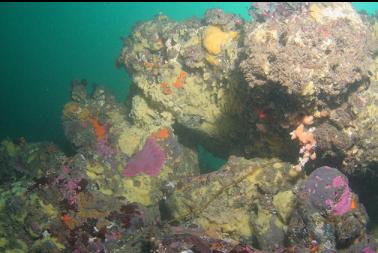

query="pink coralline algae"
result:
[53,165,83,205]
[331,176,352,216]
[362,246,376,253]
[300,166,354,216]
[122,137,165,177]
[60,178,82,205]
[96,140,116,160]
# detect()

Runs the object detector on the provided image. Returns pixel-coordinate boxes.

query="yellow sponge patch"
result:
[203,26,237,55]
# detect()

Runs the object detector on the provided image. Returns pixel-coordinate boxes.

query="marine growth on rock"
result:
[1,3,378,253]
[122,137,165,177]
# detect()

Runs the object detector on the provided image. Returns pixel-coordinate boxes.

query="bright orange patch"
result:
[89,116,106,141]
[153,128,170,139]
[173,71,187,89]
[62,214,71,223]
[62,214,76,229]
[350,196,357,209]
[179,71,187,79]
[172,81,182,88]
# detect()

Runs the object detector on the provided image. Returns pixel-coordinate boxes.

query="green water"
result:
[0,2,377,149]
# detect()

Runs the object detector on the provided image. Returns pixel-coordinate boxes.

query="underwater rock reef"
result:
[1,2,378,253]
[241,2,378,174]
[118,2,378,175]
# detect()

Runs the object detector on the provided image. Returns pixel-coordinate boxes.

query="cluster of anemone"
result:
[290,115,317,172]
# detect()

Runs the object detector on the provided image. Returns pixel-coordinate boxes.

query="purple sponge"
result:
[122,137,165,177]
[300,166,353,216]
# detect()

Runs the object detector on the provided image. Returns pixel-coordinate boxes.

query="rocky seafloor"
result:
[1,2,378,253]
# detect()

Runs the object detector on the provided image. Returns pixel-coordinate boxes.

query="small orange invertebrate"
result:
[172,80,182,88]
[303,115,314,125]
[292,123,316,146]
[62,214,72,223]
[61,213,76,229]
[89,116,106,141]
[173,71,187,88]
[153,127,170,139]
[290,115,317,171]
[350,196,357,209]
[179,71,187,79]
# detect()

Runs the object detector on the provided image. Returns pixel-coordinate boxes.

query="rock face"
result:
[341,80,378,173]
[241,3,374,106]
[118,10,250,158]
[240,2,378,174]
[118,4,378,174]
[164,156,298,250]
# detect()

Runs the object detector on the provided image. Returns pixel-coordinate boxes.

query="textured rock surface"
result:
[164,156,297,249]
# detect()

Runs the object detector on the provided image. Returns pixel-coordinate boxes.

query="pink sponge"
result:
[122,137,165,177]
